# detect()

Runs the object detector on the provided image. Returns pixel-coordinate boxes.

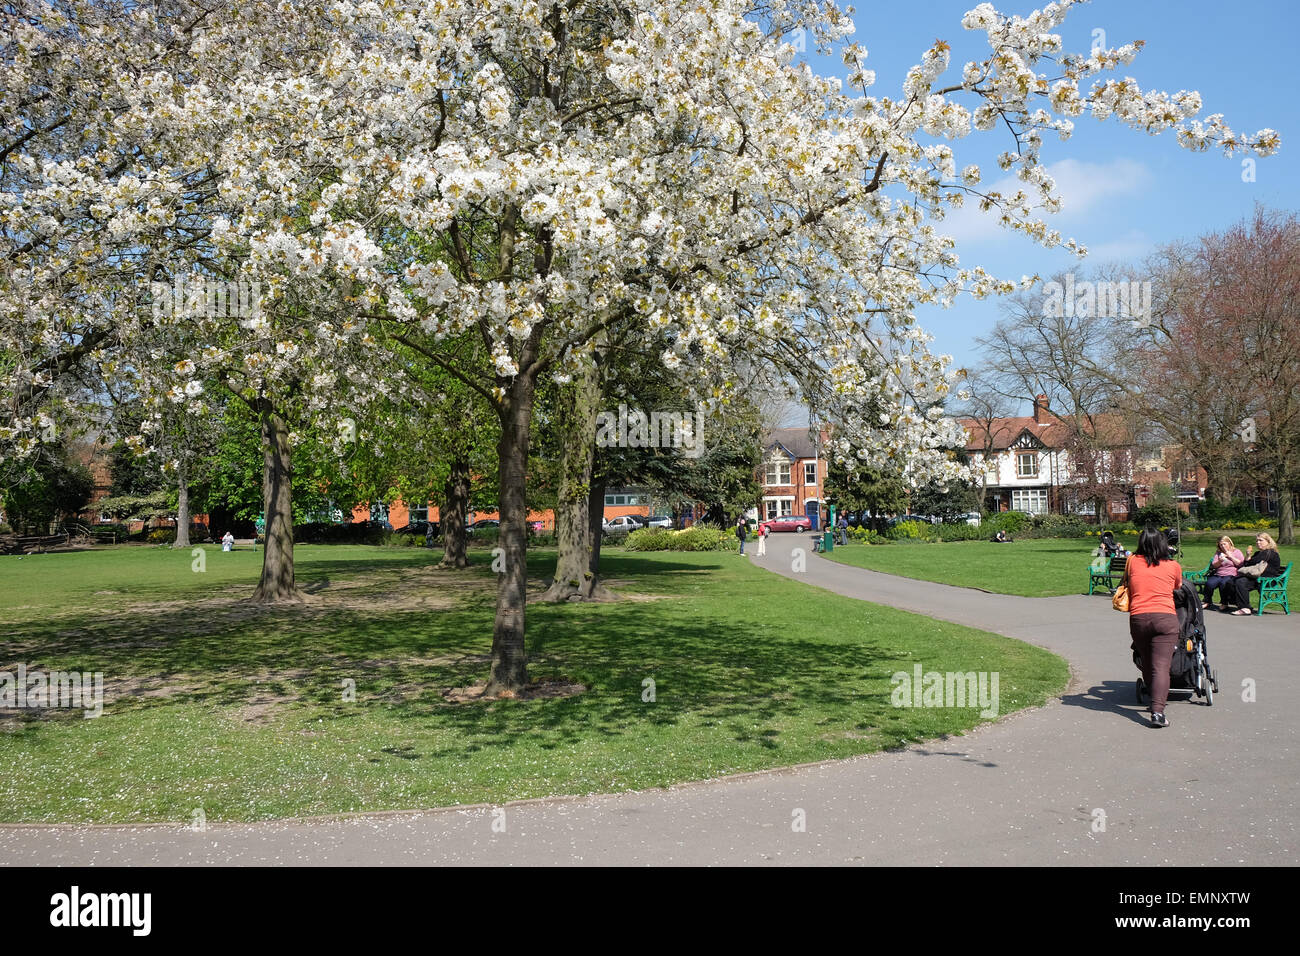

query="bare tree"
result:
[1140,208,1300,543]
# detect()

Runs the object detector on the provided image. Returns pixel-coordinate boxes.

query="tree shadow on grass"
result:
[3,570,931,757]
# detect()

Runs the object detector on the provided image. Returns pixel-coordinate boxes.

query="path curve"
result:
[2,536,1295,865]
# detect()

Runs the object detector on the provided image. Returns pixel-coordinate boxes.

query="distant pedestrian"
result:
[757,522,768,556]
[736,516,747,555]
[221,531,234,551]
[425,523,435,548]
[836,512,848,546]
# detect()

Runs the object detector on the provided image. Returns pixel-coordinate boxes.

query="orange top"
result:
[1126,555,1183,615]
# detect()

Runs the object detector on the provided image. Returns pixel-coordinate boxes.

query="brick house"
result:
[757,427,828,529]
[961,395,1139,520]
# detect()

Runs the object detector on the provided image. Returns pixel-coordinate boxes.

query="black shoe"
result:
[1204,603,1218,611]
[1150,712,1169,728]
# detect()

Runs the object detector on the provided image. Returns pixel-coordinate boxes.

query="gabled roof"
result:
[960,412,1133,453]
[763,427,822,461]
[960,415,1067,452]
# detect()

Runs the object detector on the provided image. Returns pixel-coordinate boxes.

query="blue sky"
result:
[803,0,1297,411]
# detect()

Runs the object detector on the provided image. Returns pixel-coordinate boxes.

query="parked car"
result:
[888,514,938,527]
[395,520,439,537]
[759,515,812,533]
[603,515,643,534]
[466,519,499,535]
[946,512,982,526]
[645,515,673,528]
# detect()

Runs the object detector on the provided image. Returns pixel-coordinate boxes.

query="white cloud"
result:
[935,157,1152,244]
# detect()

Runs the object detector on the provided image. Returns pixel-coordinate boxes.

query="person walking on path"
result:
[736,516,747,555]
[1124,526,1183,728]
[756,521,768,556]
[836,512,849,546]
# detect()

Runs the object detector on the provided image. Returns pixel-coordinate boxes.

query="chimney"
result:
[1032,394,1049,424]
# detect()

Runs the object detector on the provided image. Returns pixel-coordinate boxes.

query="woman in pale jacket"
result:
[1202,535,1243,611]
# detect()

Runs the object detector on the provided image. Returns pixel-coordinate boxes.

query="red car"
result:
[759,516,811,533]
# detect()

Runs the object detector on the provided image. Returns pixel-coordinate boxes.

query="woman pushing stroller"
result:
[1122,527,1183,728]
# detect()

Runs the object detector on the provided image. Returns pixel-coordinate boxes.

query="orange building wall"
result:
[350,499,658,530]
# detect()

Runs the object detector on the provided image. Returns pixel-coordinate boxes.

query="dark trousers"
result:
[1203,575,1236,606]
[1231,575,1259,610]
[1130,612,1179,714]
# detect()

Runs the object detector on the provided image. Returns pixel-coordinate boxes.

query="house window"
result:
[1072,497,1096,515]
[803,462,817,485]
[764,497,794,519]
[408,504,429,523]
[1017,452,1038,478]
[1011,488,1048,515]
[604,493,647,506]
[1110,500,1127,515]
[764,459,791,486]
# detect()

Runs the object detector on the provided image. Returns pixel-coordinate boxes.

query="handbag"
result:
[1240,560,1268,578]
[1112,583,1130,612]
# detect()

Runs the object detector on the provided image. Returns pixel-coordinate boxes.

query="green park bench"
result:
[1087,555,1129,595]
[1252,563,1291,616]
[1185,560,1290,616]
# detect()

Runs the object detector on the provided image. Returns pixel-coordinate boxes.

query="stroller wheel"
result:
[1204,671,1214,707]
[1135,677,1146,705]
[1212,670,1220,694]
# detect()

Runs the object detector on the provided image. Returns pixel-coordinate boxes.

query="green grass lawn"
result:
[0,543,1066,823]
[825,532,1296,604]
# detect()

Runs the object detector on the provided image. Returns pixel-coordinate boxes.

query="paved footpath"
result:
[3,536,1296,865]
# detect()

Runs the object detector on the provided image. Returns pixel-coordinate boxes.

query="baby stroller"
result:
[1163,527,1182,559]
[1135,581,1220,707]
[1097,530,1127,559]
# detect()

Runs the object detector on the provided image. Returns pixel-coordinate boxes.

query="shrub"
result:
[983,512,1030,535]
[0,522,11,535]
[294,521,387,544]
[848,526,886,544]
[1129,503,1178,528]
[932,522,986,541]
[1033,514,1090,538]
[1196,497,1264,527]
[886,520,930,541]
[147,528,175,544]
[624,525,737,552]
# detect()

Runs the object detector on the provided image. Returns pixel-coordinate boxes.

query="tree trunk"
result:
[252,399,300,604]
[439,454,470,569]
[579,472,614,600]
[173,463,190,548]
[484,372,536,696]
[539,359,606,602]
[1278,482,1295,546]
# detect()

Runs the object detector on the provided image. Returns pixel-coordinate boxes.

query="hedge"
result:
[623,525,738,552]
